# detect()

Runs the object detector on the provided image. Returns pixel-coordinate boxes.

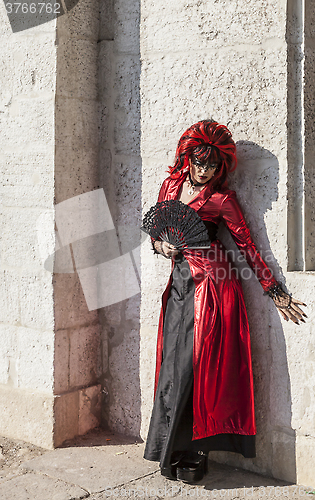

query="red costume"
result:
[144,120,279,478]
[154,175,277,439]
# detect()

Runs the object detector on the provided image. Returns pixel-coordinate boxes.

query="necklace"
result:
[187,172,206,196]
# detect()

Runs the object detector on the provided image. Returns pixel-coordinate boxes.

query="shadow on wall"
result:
[52,0,142,445]
[210,141,296,482]
[97,0,143,439]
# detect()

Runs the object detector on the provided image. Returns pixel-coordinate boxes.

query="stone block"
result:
[271,429,296,483]
[98,101,110,145]
[115,11,140,54]
[69,324,101,389]
[1,207,50,269]
[0,325,18,384]
[305,0,315,39]
[141,0,286,53]
[113,56,141,156]
[0,384,54,449]
[53,273,99,331]
[54,329,70,394]
[289,360,315,437]
[54,385,102,447]
[20,269,54,330]
[54,390,79,447]
[0,96,55,149]
[0,269,20,324]
[56,38,98,100]
[99,0,115,41]
[0,150,54,182]
[55,146,99,203]
[98,41,114,103]
[107,324,141,437]
[55,96,99,150]
[108,156,142,221]
[78,384,102,435]
[0,183,53,210]
[296,435,315,487]
[56,0,99,41]
[10,34,56,96]
[269,347,293,429]
[17,326,54,391]
[0,46,14,101]
[140,48,287,160]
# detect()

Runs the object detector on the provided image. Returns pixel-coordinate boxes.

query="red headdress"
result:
[168,120,237,189]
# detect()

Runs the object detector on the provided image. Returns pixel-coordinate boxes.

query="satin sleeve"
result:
[220,191,278,292]
[157,177,170,202]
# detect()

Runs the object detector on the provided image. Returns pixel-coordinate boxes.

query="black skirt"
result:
[144,254,256,471]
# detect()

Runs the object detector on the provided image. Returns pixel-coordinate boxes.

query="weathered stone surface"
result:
[296,434,315,487]
[140,47,287,160]
[54,146,99,203]
[57,0,99,41]
[78,384,102,435]
[1,207,50,270]
[53,273,99,331]
[0,472,88,500]
[20,270,54,330]
[56,38,98,100]
[54,391,79,447]
[55,96,99,151]
[54,385,102,447]
[17,327,54,390]
[23,442,156,493]
[271,429,296,483]
[141,0,286,53]
[0,385,54,449]
[0,270,21,325]
[90,458,310,500]
[69,325,101,388]
[54,329,70,394]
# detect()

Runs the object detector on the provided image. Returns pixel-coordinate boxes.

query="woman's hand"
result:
[154,240,179,259]
[273,292,307,325]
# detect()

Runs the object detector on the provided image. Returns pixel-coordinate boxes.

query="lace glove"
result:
[153,240,179,259]
[264,284,307,325]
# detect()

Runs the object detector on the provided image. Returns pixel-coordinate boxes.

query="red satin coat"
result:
[154,175,277,441]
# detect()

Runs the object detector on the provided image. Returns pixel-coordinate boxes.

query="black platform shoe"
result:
[160,452,185,480]
[176,451,208,483]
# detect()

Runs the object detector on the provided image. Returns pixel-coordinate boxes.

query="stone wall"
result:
[0,1,56,448]
[0,0,102,448]
[0,0,314,486]
[139,0,315,487]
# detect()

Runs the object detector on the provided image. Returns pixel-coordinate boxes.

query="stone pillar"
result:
[53,0,102,447]
[0,0,102,448]
[98,0,142,438]
[0,0,57,448]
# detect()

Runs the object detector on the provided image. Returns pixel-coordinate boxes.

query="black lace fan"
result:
[141,200,211,250]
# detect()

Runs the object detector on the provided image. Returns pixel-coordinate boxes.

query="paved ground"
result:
[0,429,314,500]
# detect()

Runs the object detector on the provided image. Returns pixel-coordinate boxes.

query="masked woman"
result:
[143,120,306,483]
